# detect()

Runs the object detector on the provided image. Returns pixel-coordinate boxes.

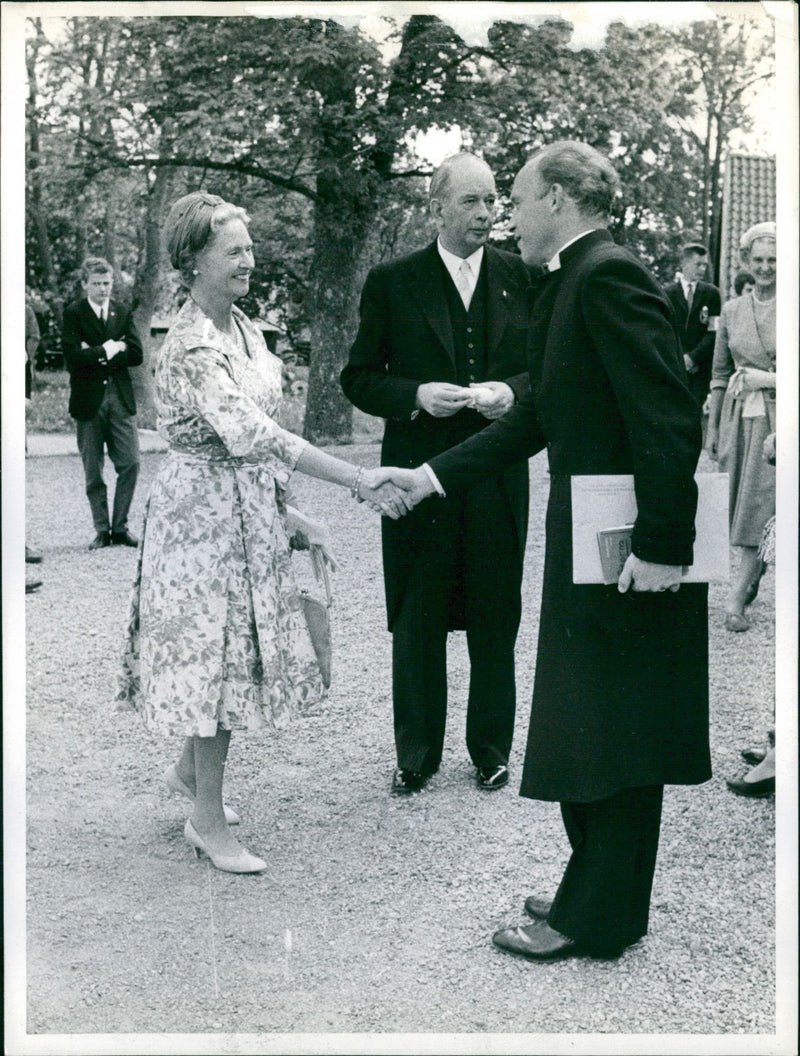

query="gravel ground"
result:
[18,442,779,1050]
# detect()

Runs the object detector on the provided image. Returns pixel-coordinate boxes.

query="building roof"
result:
[719,153,776,299]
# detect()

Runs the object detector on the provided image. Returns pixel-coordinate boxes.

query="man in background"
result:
[341,153,532,795]
[62,257,143,550]
[663,242,721,411]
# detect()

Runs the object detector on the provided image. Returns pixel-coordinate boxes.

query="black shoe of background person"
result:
[476,764,509,790]
[89,532,111,550]
[391,768,429,795]
[111,530,139,547]
[25,546,42,564]
[26,577,43,594]
[524,895,553,920]
[726,775,775,798]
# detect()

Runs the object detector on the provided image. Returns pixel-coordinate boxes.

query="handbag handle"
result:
[309,545,333,608]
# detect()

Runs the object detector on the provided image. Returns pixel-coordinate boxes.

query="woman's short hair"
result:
[532,141,620,218]
[164,192,251,286]
[733,270,756,295]
[739,221,776,260]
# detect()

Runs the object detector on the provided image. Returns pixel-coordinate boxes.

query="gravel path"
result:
[18,443,778,1049]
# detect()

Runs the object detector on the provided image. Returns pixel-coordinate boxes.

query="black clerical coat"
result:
[430,230,712,802]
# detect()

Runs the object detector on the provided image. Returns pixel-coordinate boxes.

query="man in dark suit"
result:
[63,257,143,549]
[389,142,711,959]
[663,242,721,408]
[341,153,533,795]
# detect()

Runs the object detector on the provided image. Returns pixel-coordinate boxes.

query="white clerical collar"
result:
[546,229,600,273]
[437,240,484,278]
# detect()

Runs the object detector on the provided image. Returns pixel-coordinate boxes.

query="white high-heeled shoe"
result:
[165,764,240,825]
[184,820,267,874]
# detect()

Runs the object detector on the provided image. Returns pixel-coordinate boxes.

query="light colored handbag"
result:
[300,545,332,688]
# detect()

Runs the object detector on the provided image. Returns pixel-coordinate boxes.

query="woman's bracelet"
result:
[350,465,364,502]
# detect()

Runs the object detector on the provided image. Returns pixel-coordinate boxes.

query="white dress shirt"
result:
[437,241,484,310]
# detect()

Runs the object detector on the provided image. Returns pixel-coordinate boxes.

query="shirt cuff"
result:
[422,463,446,497]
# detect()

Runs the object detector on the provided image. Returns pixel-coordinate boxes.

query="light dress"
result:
[118,297,326,737]
[710,293,776,548]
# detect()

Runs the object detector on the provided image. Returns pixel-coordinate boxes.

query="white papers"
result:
[571,474,730,584]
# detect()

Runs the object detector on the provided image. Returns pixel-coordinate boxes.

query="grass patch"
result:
[26,371,72,433]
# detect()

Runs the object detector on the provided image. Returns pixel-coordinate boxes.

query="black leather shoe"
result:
[391,768,429,795]
[524,895,553,920]
[25,546,42,564]
[492,921,580,961]
[726,775,775,798]
[89,532,111,550]
[476,764,509,790]
[111,530,139,547]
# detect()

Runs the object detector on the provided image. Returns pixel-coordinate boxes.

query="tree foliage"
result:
[26,10,773,439]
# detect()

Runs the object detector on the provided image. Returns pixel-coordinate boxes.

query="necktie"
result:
[686,283,695,311]
[455,260,473,310]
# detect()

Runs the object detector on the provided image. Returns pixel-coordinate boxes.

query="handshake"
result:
[356,466,438,519]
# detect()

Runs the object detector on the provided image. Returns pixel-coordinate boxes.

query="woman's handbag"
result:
[300,545,332,688]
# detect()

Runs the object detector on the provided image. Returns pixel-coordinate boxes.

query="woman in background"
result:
[706,222,776,632]
[119,192,407,873]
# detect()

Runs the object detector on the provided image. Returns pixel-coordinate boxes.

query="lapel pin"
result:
[502,289,508,298]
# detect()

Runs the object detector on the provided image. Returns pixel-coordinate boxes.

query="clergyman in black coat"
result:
[663,242,721,408]
[341,153,533,795]
[387,142,711,961]
[62,256,143,549]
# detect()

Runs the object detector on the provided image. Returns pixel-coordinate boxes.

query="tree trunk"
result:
[707,117,725,282]
[103,186,118,271]
[130,165,172,428]
[26,28,58,300]
[304,167,376,445]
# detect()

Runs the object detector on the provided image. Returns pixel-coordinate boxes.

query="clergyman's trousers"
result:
[547,784,664,955]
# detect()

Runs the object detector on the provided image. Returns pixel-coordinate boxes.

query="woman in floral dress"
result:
[119,192,408,873]
[706,222,776,632]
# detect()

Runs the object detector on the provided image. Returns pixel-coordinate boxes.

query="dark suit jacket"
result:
[663,279,721,403]
[341,240,532,629]
[430,230,711,801]
[63,298,144,420]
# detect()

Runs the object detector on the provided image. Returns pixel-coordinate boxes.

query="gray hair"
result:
[531,141,620,218]
[429,152,491,204]
[165,192,251,287]
[739,221,776,260]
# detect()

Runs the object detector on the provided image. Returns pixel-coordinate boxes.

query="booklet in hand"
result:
[571,474,729,584]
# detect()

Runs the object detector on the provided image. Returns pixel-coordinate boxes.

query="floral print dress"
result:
[118,297,326,736]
